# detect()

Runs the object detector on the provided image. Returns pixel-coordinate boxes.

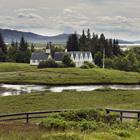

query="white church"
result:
[30,47,93,67]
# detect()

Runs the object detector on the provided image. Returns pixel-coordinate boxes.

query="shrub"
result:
[38,59,58,68]
[104,113,119,124]
[39,109,119,131]
[78,120,98,131]
[84,61,95,68]
[104,58,114,69]
[80,64,90,69]
[62,54,75,67]
[39,118,68,131]
[58,109,103,121]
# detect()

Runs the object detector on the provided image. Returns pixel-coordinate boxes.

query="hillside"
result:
[0,28,136,45]
[0,28,70,44]
[0,63,140,85]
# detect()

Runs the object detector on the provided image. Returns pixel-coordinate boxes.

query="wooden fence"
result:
[106,108,140,122]
[0,108,140,123]
[0,110,67,124]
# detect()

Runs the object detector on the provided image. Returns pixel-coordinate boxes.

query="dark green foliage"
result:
[104,58,114,69]
[7,36,31,63]
[78,29,121,58]
[0,33,7,62]
[7,41,18,62]
[62,54,75,67]
[84,61,95,68]
[40,118,68,131]
[38,59,58,68]
[80,61,95,69]
[40,109,118,131]
[31,44,35,52]
[113,50,139,72]
[80,64,90,69]
[94,51,103,67]
[78,120,98,131]
[19,36,28,51]
[66,33,79,51]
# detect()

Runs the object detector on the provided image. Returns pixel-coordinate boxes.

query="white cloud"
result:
[17,13,43,20]
[15,8,36,13]
[0,0,140,39]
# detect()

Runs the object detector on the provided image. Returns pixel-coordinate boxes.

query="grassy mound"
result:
[0,63,140,84]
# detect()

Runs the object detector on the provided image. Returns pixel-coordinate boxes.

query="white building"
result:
[54,51,93,67]
[30,46,52,65]
[30,46,94,67]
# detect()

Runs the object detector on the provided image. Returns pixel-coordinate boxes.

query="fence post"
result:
[26,113,29,124]
[138,113,140,122]
[120,112,123,122]
[106,109,110,114]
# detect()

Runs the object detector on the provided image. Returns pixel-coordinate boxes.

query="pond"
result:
[1,84,140,96]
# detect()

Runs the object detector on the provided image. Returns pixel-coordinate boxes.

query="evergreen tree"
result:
[66,33,79,51]
[31,44,35,52]
[0,33,7,62]
[87,29,91,40]
[16,36,31,63]
[113,39,121,56]
[79,30,87,51]
[99,33,106,52]
[7,41,18,62]
[19,36,27,51]
[94,51,103,67]
[106,39,113,57]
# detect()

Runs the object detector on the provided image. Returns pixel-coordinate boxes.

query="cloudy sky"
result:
[0,0,140,40]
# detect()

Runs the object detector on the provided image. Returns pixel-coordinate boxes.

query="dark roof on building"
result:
[31,52,49,60]
[54,52,65,61]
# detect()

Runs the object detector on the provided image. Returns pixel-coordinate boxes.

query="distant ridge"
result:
[0,28,70,44]
[0,28,137,45]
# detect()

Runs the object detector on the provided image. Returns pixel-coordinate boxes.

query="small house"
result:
[30,46,51,65]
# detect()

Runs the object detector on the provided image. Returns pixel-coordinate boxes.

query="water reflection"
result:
[0,84,140,96]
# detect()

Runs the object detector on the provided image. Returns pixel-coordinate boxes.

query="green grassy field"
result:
[1,124,140,140]
[0,90,140,114]
[1,63,140,140]
[0,63,140,85]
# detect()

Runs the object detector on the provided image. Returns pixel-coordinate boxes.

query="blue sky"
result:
[0,0,140,40]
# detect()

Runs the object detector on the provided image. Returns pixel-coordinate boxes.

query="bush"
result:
[62,54,75,67]
[78,120,98,131]
[39,109,119,131]
[80,61,96,69]
[104,58,114,69]
[104,113,120,124]
[84,61,95,68]
[80,64,90,69]
[58,109,104,122]
[39,118,68,131]
[38,59,58,68]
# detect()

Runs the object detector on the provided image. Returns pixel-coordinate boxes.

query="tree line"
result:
[66,29,140,72]
[66,29,121,57]
[0,33,34,63]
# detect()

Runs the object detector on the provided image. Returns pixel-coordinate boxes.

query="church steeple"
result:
[46,42,51,54]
